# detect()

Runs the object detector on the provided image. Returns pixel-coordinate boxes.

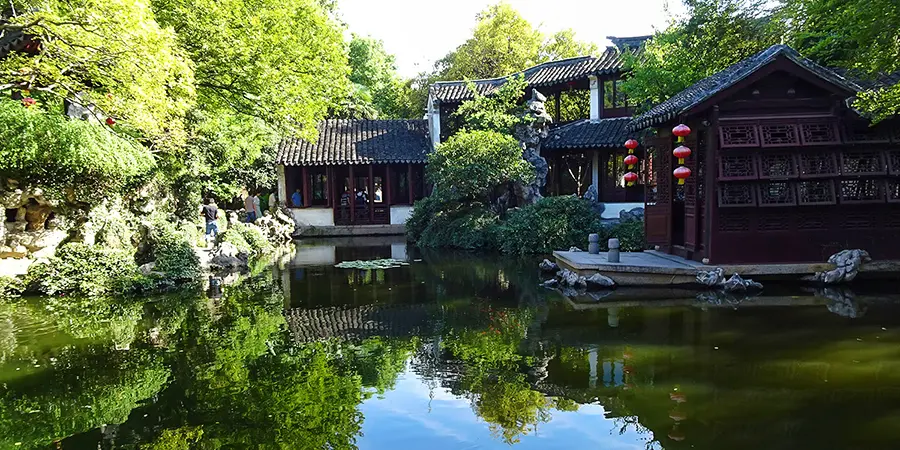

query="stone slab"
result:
[553,250,701,276]
[297,224,406,237]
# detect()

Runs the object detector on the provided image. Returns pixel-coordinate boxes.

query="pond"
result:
[3,236,900,449]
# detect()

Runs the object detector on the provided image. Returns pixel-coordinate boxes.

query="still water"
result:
[3,236,900,449]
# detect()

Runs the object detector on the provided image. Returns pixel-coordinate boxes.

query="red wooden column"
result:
[348,165,355,224]
[407,163,414,205]
[368,164,375,222]
[704,106,720,262]
[385,164,393,205]
[326,166,334,208]
[301,166,310,207]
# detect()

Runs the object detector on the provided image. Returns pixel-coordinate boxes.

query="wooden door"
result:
[644,135,673,250]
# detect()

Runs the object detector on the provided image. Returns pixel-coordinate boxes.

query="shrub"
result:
[416,204,500,250]
[218,222,273,255]
[25,243,143,297]
[603,220,646,252]
[0,276,24,299]
[497,196,601,255]
[406,196,442,243]
[147,219,202,281]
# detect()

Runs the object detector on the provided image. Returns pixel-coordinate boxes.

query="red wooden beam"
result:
[349,165,355,224]
[407,163,414,205]
[301,166,310,207]
[385,164,392,206]
[369,164,375,222]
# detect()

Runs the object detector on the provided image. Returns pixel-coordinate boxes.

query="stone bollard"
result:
[608,238,620,263]
[588,233,600,254]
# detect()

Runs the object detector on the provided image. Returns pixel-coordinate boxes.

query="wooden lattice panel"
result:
[757,212,791,231]
[797,211,828,230]
[842,211,878,229]
[760,123,799,147]
[718,154,757,180]
[888,150,900,175]
[720,124,759,148]
[886,209,900,228]
[797,180,836,205]
[718,182,756,207]
[798,151,839,178]
[844,125,891,144]
[888,179,900,203]
[839,178,885,204]
[840,150,886,175]
[718,210,752,232]
[800,122,840,145]
[758,153,798,179]
[757,181,796,207]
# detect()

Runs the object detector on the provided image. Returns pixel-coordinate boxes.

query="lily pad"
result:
[334,259,410,270]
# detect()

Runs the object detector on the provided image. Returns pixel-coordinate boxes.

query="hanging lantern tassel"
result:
[673,124,691,143]
[624,171,638,187]
[674,166,691,185]
[673,145,691,165]
[624,154,638,170]
[624,139,638,155]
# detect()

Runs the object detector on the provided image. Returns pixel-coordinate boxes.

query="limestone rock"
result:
[209,242,249,271]
[512,90,552,206]
[539,259,558,272]
[696,267,725,287]
[139,262,157,276]
[619,207,645,223]
[583,184,599,203]
[556,268,587,289]
[568,246,583,252]
[586,273,616,289]
[0,245,27,259]
[721,273,763,292]
[808,249,871,285]
[697,267,763,292]
[540,278,558,288]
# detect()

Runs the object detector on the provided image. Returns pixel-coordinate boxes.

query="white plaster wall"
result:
[276,165,287,207]
[291,244,336,266]
[390,205,414,225]
[291,208,334,227]
[600,202,644,220]
[391,244,408,261]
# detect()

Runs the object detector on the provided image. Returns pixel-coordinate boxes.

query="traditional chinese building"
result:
[631,44,900,264]
[275,119,430,233]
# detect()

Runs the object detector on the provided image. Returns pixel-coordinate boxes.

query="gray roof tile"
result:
[277,119,432,166]
[543,118,635,150]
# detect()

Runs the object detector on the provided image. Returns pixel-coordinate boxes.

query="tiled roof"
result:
[628,45,877,131]
[543,118,635,150]
[0,27,26,58]
[284,305,434,343]
[277,119,431,166]
[430,36,649,103]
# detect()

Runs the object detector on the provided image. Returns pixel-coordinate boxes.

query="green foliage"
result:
[475,373,551,444]
[148,221,202,282]
[151,0,349,141]
[0,99,155,200]
[604,220,646,252]
[498,196,602,255]
[219,222,274,256]
[25,243,143,297]
[622,0,777,108]
[453,76,529,134]
[346,34,416,119]
[140,427,204,450]
[413,202,500,250]
[539,29,599,62]
[1,0,195,149]
[0,276,24,299]
[428,130,533,203]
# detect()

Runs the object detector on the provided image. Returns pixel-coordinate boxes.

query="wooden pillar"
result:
[326,166,334,208]
[555,92,561,122]
[349,165,355,224]
[407,163,414,205]
[385,164,393,206]
[705,106,720,262]
[301,166,310,207]
[368,164,375,222]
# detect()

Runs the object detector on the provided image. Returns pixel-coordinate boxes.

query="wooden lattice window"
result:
[797,211,828,230]
[886,209,900,228]
[798,151,839,178]
[757,212,791,231]
[718,211,752,232]
[760,123,799,147]
[718,154,757,180]
[758,153,798,179]
[892,128,900,144]
[800,122,840,145]
[888,150,900,175]
[843,211,878,229]
[720,124,759,148]
[758,181,796,207]
[797,180,836,205]
[888,179,900,203]
[844,125,890,144]
[718,182,756,207]
[839,178,885,204]
[840,150,886,175]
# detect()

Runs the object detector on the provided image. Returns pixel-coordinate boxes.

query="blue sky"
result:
[337,0,684,78]
[357,367,658,449]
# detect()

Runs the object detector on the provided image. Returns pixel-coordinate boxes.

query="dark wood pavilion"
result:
[276,119,430,229]
[630,44,900,264]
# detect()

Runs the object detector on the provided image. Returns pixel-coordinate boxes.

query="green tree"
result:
[775,0,900,122]
[453,76,528,134]
[622,0,777,108]
[437,2,542,80]
[0,0,194,149]
[539,29,599,61]
[345,34,416,119]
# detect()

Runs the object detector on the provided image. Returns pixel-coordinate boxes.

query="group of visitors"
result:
[200,189,283,245]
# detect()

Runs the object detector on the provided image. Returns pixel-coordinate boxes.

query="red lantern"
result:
[673,145,691,164]
[624,171,638,186]
[624,139,639,154]
[624,154,638,169]
[673,166,691,185]
[106,117,116,126]
[672,124,691,143]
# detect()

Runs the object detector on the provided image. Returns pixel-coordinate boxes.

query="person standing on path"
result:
[252,192,263,220]
[201,198,219,246]
[244,191,257,223]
